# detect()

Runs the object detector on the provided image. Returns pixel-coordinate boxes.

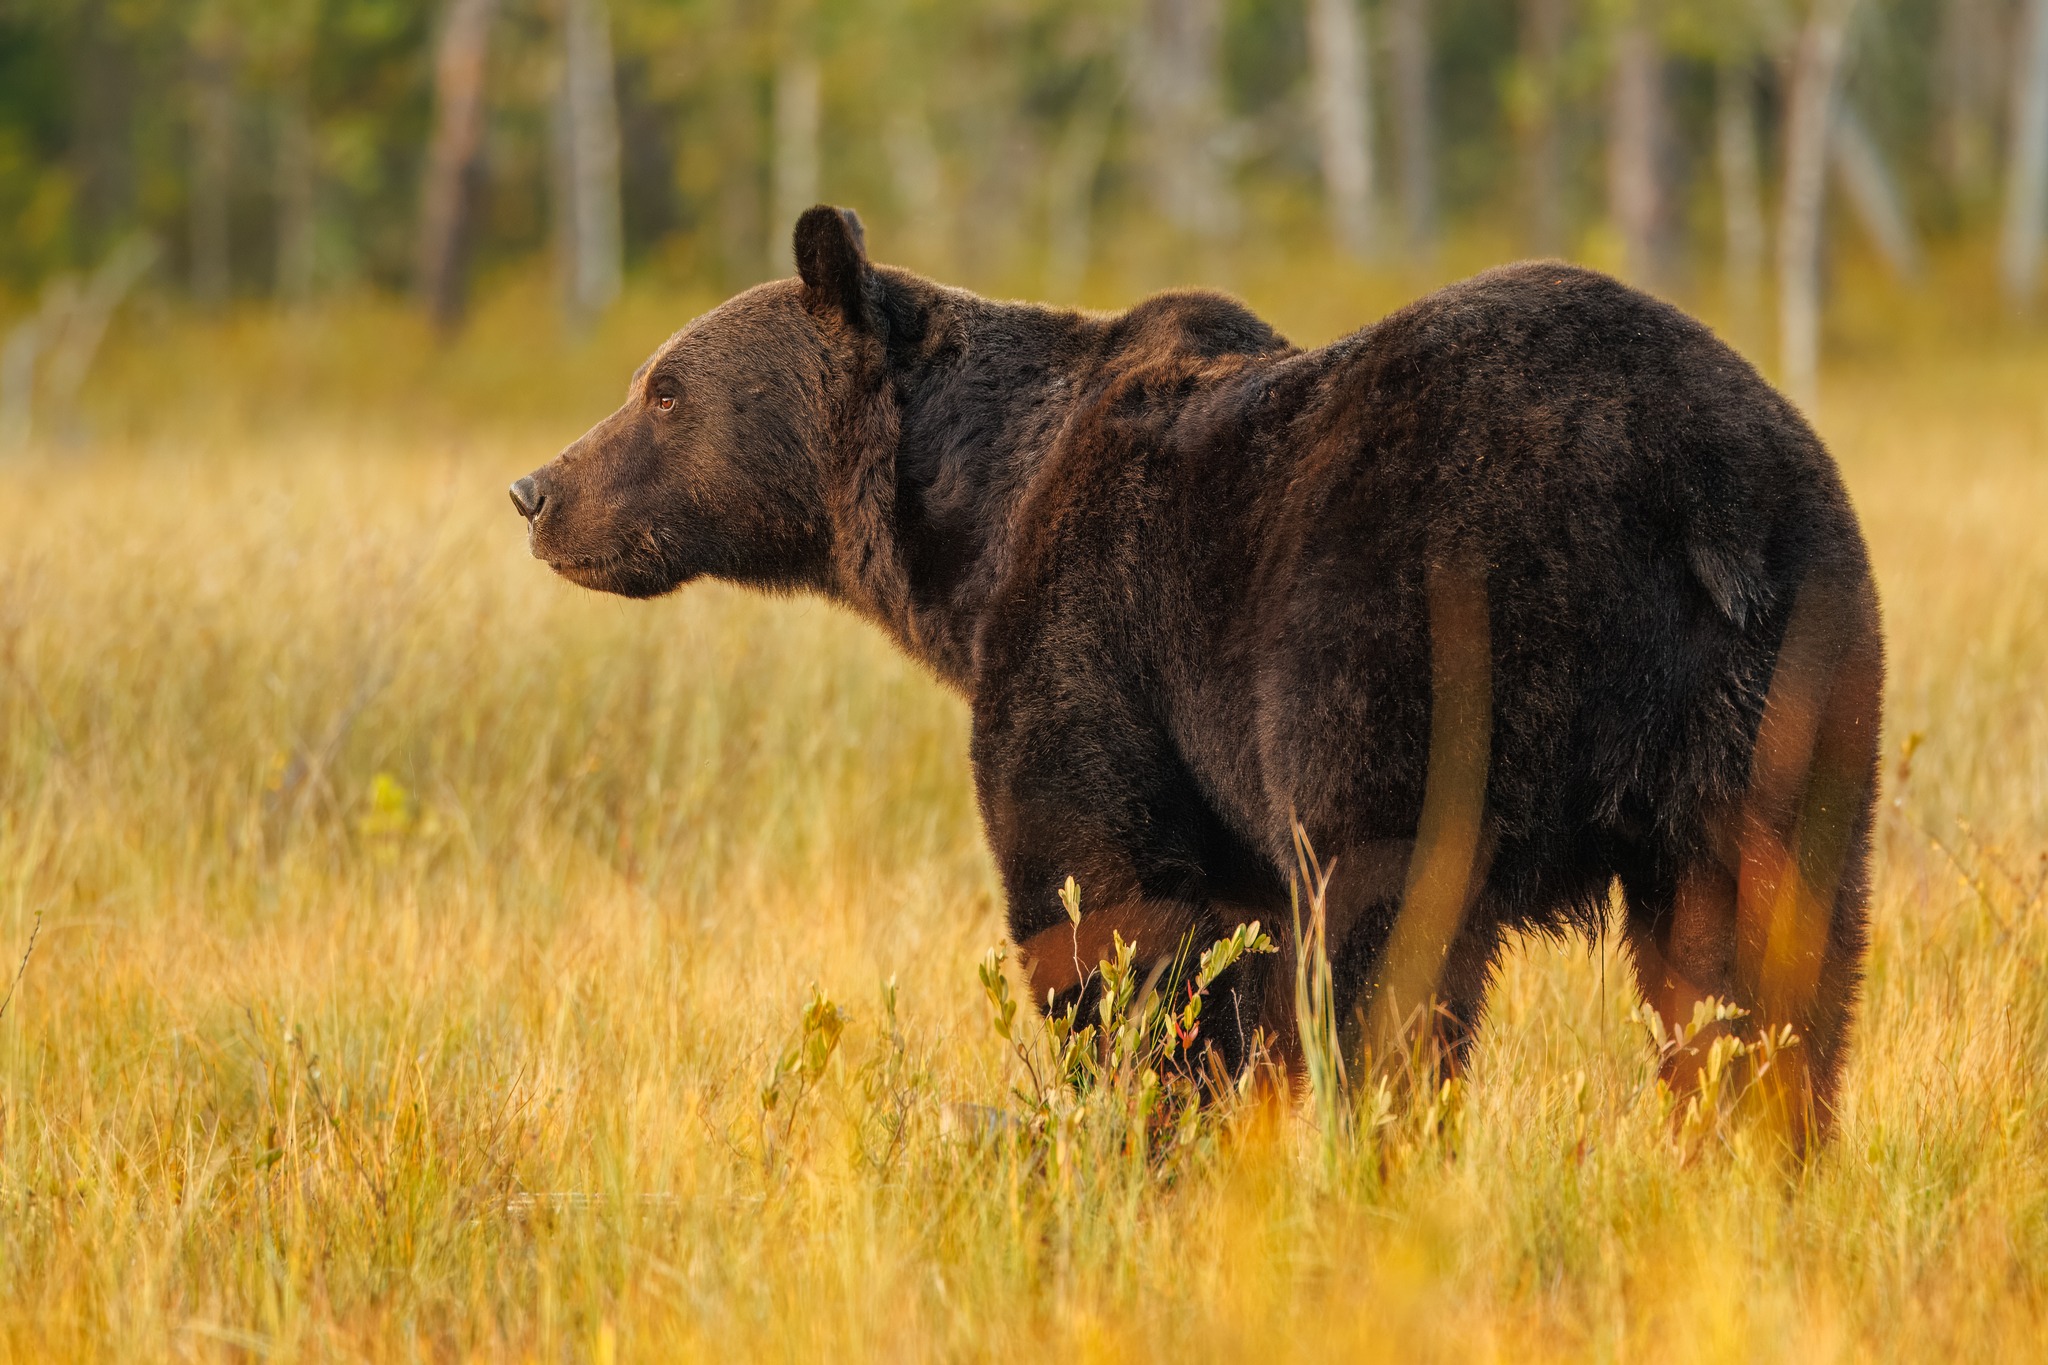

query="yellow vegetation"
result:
[0,264,2045,1360]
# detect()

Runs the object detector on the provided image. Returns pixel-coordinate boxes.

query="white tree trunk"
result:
[1386,0,1436,254]
[1778,0,1859,412]
[1717,58,1766,347]
[1937,0,2001,194]
[1607,14,1666,289]
[0,314,40,451]
[0,287,69,451]
[1,238,155,449]
[710,2,764,291]
[1832,101,1922,280]
[1307,0,1376,260]
[416,0,497,328]
[768,47,822,272]
[554,0,621,326]
[1128,0,1235,243]
[2001,0,2048,310]
[42,237,158,434]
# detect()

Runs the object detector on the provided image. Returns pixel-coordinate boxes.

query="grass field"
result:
[1,266,2045,1361]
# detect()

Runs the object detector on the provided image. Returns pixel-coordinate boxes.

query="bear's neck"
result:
[848,287,1101,693]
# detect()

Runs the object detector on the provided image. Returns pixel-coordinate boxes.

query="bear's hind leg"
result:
[1624,577,1881,1149]
[1619,859,1746,1097]
[1622,833,1870,1151]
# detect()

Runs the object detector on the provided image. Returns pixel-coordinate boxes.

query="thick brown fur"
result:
[512,207,1884,1140]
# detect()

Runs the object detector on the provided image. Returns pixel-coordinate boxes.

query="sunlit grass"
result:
[0,274,2044,1360]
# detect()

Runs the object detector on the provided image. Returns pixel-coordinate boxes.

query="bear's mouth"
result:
[546,550,627,589]
[547,552,619,573]
[546,545,689,599]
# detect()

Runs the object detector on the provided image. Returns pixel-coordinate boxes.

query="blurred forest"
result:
[2,0,2047,417]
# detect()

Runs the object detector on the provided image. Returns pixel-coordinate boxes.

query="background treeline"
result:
[3,1,2048,374]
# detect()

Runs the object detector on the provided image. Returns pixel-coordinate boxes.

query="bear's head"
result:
[510,206,889,600]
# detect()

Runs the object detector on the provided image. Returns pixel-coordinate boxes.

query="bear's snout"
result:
[508,475,546,522]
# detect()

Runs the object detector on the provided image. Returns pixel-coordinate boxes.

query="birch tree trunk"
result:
[711,3,764,291]
[554,0,622,326]
[1128,0,1235,244]
[1307,0,1376,260]
[1386,0,1436,255]
[2000,0,2048,311]
[189,36,235,307]
[416,0,496,329]
[1778,0,1859,412]
[1607,13,1667,289]
[1516,0,1567,257]
[1717,58,1766,347]
[1936,0,2000,195]
[768,43,822,271]
[42,237,158,438]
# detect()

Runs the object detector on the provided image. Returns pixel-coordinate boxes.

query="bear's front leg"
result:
[1001,846,1278,1079]
[970,696,1283,1075]
[1012,895,1202,1006]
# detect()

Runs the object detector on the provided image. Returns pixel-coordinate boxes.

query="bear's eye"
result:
[656,393,677,413]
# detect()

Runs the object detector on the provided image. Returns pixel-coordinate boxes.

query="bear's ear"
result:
[793,205,873,331]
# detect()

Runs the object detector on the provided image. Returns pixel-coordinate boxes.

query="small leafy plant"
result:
[1635,996,1804,1156]
[759,984,848,1173]
[978,880,1276,1171]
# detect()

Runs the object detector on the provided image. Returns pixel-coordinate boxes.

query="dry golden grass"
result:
[0,268,2045,1361]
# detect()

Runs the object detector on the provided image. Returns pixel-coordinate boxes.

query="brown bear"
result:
[511,206,1883,1143]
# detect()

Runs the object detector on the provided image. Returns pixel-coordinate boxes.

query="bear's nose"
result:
[509,476,546,520]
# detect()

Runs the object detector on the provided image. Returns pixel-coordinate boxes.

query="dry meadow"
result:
[1,262,2045,1361]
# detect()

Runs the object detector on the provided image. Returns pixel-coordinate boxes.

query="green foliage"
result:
[977,908,1276,1174]
[1635,995,1808,1158]
[759,983,849,1169]
[0,0,1993,310]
